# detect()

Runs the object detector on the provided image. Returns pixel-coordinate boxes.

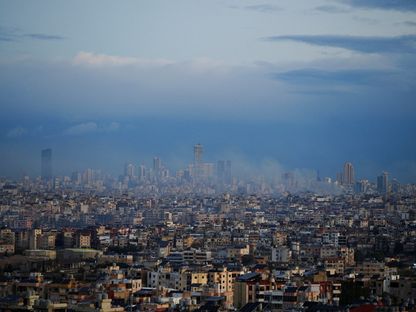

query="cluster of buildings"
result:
[0,148,414,310]
[39,146,234,195]
[0,175,416,311]
[36,147,411,199]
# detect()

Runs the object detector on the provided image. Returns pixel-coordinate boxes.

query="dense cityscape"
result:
[0,145,415,311]
[2,0,416,311]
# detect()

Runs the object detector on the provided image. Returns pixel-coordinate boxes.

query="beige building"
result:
[227,244,250,259]
[77,233,91,248]
[208,268,242,306]
[355,261,396,278]
[325,257,345,275]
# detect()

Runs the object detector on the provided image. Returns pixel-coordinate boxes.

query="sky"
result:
[0,0,416,182]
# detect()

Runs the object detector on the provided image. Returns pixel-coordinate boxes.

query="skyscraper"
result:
[377,171,389,194]
[138,165,146,181]
[153,157,161,173]
[343,162,355,186]
[41,148,52,181]
[124,163,136,178]
[194,144,203,163]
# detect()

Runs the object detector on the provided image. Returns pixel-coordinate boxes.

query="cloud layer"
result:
[265,34,416,54]
[73,51,173,67]
[339,0,416,11]
[244,4,282,13]
[0,26,66,42]
[63,122,120,136]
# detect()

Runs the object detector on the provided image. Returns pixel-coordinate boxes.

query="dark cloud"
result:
[315,5,350,13]
[23,33,66,40]
[0,26,66,42]
[0,26,19,41]
[244,4,282,13]
[0,36,14,42]
[403,21,416,27]
[339,0,416,11]
[271,68,392,86]
[265,34,416,53]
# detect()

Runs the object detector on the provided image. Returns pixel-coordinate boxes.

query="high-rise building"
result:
[153,157,161,173]
[194,144,203,163]
[83,168,94,185]
[193,144,204,180]
[377,172,389,194]
[124,163,136,178]
[71,171,82,185]
[41,148,52,180]
[343,162,355,186]
[138,165,146,181]
[354,179,369,194]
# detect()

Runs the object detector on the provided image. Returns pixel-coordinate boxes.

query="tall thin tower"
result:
[41,148,52,180]
[377,171,389,194]
[343,162,354,186]
[193,144,203,180]
[153,157,161,172]
[194,144,203,163]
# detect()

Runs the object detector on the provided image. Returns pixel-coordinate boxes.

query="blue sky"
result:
[0,0,416,182]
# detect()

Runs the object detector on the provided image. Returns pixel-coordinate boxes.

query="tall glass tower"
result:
[343,162,355,186]
[41,148,52,180]
[377,171,389,194]
[194,144,203,163]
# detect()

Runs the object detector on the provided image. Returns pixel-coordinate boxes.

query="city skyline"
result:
[24,146,407,194]
[1,1,416,182]
[1,138,413,184]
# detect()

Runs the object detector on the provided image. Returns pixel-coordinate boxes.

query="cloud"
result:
[0,26,66,42]
[0,36,14,42]
[403,21,416,27]
[352,16,379,25]
[6,127,27,138]
[272,68,392,87]
[339,0,416,11]
[73,52,229,76]
[23,33,65,40]
[0,26,19,42]
[315,5,350,13]
[1,51,414,125]
[244,4,282,13]
[63,122,98,136]
[63,121,121,136]
[264,34,416,54]
[73,51,173,67]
